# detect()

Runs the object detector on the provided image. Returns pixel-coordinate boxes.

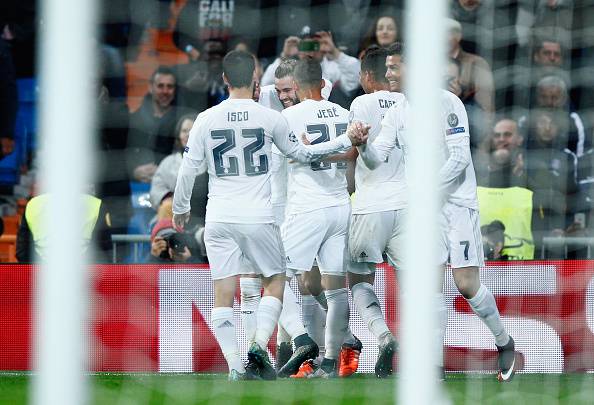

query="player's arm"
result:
[172,120,206,230]
[356,107,399,170]
[438,96,471,193]
[299,133,358,162]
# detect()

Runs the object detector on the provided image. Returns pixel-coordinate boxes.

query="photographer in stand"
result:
[148,218,207,263]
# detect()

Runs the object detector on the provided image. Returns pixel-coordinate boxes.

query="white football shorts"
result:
[273,203,286,226]
[204,222,286,280]
[348,210,406,275]
[281,204,350,276]
[439,202,485,269]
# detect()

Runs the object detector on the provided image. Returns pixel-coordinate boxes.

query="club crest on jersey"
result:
[288,132,298,143]
[447,113,459,127]
[183,146,189,153]
[348,110,355,124]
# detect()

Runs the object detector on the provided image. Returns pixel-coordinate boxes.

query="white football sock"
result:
[352,282,390,341]
[278,281,307,339]
[211,307,245,373]
[277,325,291,345]
[312,303,326,359]
[239,278,261,343]
[255,296,283,349]
[302,294,326,354]
[324,288,350,360]
[466,284,509,347]
[435,293,448,367]
[313,292,328,310]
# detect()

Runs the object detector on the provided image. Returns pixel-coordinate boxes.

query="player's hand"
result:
[347,121,370,146]
[151,237,168,258]
[512,153,524,177]
[172,212,191,232]
[301,133,311,145]
[316,31,340,59]
[282,36,300,58]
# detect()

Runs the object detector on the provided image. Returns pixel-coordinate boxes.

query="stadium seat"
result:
[0,235,17,262]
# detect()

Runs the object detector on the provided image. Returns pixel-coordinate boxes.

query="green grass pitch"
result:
[1,373,593,404]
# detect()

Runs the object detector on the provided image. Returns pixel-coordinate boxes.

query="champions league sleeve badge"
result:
[447,113,459,127]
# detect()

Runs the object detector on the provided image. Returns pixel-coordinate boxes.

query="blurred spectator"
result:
[148,218,207,263]
[327,0,380,57]
[99,0,141,100]
[512,35,569,116]
[478,186,536,261]
[261,29,360,99]
[450,0,488,56]
[173,0,261,61]
[0,0,36,78]
[0,39,17,157]
[258,57,332,111]
[128,66,194,183]
[96,85,132,260]
[519,75,590,157]
[475,118,527,188]
[529,37,570,93]
[150,113,208,227]
[517,0,573,49]
[523,109,585,251]
[359,15,398,56]
[533,36,564,68]
[175,39,228,112]
[269,1,331,60]
[16,192,112,263]
[446,18,494,134]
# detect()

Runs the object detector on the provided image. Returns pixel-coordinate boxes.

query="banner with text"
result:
[0,261,593,373]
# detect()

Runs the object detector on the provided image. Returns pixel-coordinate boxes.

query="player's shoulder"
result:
[388,91,406,103]
[384,93,408,115]
[441,89,466,112]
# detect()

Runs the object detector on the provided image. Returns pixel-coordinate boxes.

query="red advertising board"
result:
[0,261,593,373]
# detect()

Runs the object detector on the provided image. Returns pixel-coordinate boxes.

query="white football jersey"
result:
[359,90,478,209]
[349,90,407,214]
[282,99,351,215]
[437,90,479,209]
[394,90,478,209]
[181,98,353,224]
[258,82,333,209]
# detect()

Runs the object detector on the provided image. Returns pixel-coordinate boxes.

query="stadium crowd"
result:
[2,0,594,262]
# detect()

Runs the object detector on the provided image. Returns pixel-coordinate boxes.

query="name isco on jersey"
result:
[227,111,249,122]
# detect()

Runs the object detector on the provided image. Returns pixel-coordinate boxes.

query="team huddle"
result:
[172,44,517,382]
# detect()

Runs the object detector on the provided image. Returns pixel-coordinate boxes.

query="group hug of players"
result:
[171,43,517,382]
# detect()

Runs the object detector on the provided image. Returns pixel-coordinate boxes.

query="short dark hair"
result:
[222,50,255,88]
[274,57,298,79]
[361,47,389,83]
[150,66,176,83]
[386,42,404,58]
[293,58,322,88]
